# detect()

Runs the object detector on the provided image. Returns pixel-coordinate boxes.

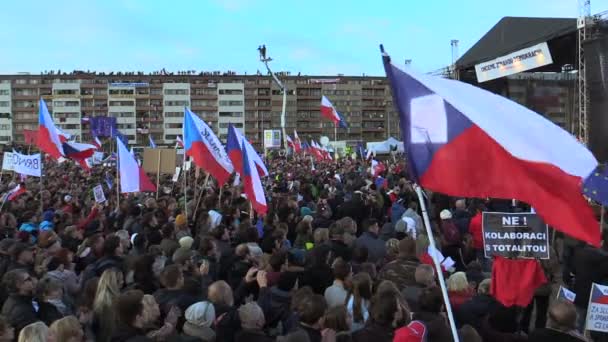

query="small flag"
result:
[105,172,113,190]
[582,164,608,207]
[149,135,157,148]
[176,136,184,148]
[5,183,26,202]
[321,95,342,126]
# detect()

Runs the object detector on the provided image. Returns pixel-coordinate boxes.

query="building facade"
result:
[0,73,400,148]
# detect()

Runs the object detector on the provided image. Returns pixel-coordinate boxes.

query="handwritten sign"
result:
[11,151,41,177]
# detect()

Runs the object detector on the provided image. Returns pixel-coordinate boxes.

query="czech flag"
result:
[293,130,302,153]
[183,107,234,185]
[92,136,102,149]
[5,183,26,202]
[286,134,295,152]
[226,124,268,177]
[37,98,65,159]
[382,47,600,246]
[117,137,156,193]
[242,140,267,215]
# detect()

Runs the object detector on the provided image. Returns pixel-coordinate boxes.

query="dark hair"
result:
[2,269,28,294]
[115,289,145,326]
[161,224,174,239]
[332,259,351,281]
[277,271,299,292]
[418,286,443,313]
[133,234,147,250]
[269,251,287,272]
[352,246,368,263]
[323,305,350,332]
[103,235,121,256]
[364,218,378,231]
[348,272,372,323]
[160,264,182,288]
[36,277,63,299]
[133,254,156,284]
[198,237,215,257]
[298,294,327,325]
[371,292,398,326]
[211,225,227,240]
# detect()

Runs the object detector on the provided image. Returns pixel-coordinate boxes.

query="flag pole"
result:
[116,140,120,208]
[193,173,210,221]
[414,184,460,342]
[156,149,161,200]
[183,153,188,220]
[334,125,338,160]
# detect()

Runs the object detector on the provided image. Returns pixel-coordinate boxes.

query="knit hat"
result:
[175,214,187,227]
[185,301,215,327]
[43,210,55,222]
[179,236,194,249]
[394,321,427,342]
[440,209,452,220]
[238,302,265,330]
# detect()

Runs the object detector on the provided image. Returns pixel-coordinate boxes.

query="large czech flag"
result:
[37,99,65,159]
[242,140,267,215]
[382,47,600,246]
[117,137,156,193]
[183,107,234,185]
[226,124,268,177]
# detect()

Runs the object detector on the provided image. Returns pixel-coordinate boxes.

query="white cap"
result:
[440,209,452,220]
[185,301,215,327]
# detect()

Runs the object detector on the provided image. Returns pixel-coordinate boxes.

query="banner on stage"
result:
[557,286,576,303]
[11,151,41,177]
[474,42,553,83]
[586,283,608,332]
[482,212,549,259]
[93,184,106,203]
[2,152,14,171]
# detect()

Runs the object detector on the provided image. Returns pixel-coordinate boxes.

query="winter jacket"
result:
[448,288,475,310]
[110,323,152,342]
[38,301,65,325]
[412,311,453,342]
[234,329,274,342]
[468,212,483,250]
[573,245,608,309]
[257,286,292,334]
[455,294,499,329]
[351,322,394,342]
[378,256,420,291]
[1,294,38,333]
[153,288,198,315]
[452,209,471,235]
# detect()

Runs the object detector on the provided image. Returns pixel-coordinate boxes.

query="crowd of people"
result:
[0,150,604,342]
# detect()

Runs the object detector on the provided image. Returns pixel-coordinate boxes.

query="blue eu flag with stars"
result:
[583,164,608,207]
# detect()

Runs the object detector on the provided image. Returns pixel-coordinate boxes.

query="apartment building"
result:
[0,73,401,148]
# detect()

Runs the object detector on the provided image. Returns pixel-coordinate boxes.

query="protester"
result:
[48,316,84,342]
[17,321,49,342]
[528,299,585,342]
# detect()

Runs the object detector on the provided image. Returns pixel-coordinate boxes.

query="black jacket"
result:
[329,239,352,262]
[528,328,586,342]
[110,323,152,342]
[153,288,198,316]
[38,301,65,326]
[1,294,38,333]
[455,294,498,329]
[257,286,292,334]
[234,329,274,342]
[352,322,394,342]
[214,304,241,342]
[573,246,608,308]
[412,311,453,342]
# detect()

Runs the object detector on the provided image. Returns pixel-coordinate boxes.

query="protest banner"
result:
[557,286,576,303]
[93,184,106,203]
[11,151,41,177]
[586,283,608,332]
[2,152,14,171]
[142,148,177,174]
[482,212,549,259]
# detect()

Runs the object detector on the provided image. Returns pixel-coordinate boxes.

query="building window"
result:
[164,100,189,107]
[109,112,135,118]
[0,101,9,107]
[53,101,80,107]
[109,89,134,95]
[164,89,189,95]
[165,123,183,129]
[219,100,243,106]
[164,112,182,118]
[117,124,135,129]
[53,89,78,95]
[0,124,10,130]
[150,88,162,95]
[219,112,243,117]
[219,89,243,95]
[109,101,135,106]
[219,122,243,128]
[0,90,8,95]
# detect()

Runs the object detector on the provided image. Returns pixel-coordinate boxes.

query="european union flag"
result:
[582,164,608,207]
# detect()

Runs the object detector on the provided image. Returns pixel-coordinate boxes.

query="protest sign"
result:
[142,148,176,174]
[93,184,106,203]
[172,167,181,182]
[557,286,576,303]
[92,152,104,165]
[11,151,41,177]
[2,152,14,171]
[482,212,549,259]
[586,283,608,332]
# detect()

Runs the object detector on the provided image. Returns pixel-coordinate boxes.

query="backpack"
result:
[442,220,461,246]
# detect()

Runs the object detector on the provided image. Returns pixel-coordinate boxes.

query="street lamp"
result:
[258,45,288,150]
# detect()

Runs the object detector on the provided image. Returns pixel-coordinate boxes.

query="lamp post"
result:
[258,45,288,150]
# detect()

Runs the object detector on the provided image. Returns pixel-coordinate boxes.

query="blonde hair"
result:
[447,272,469,292]
[18,322,48,342]
[314,228,329,244]
[93,268,122,342]
[49,316,82,342]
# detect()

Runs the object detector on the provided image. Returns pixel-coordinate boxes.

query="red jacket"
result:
[77,208,99,231]
[469,212,483,250]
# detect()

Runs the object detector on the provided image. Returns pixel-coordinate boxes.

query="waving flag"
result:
[149,135,157,148]
[37,99,65,159]
[183,107,234,185]
[5,184,26,202]
[286,134,296,153]
[582,164,608,207]
[92,136,102,149]
[117,137,156,193]
[63,142,97,160]
[293,130,302,153]
[382,47,599,246]
[226,124,268,177]
[176,136,184,148]
[321,96,341,125]
[310,141,325,161]
[242,140,267,215]
[23,129,38,145]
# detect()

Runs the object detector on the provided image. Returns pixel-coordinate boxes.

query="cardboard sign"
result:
[2,152,14,171]
[172,167,181,182]
[586,283,608,332]
[482,212,549,259]
[557,286,576,303]
[11,151,41,177]
[93,184,106,203]
[142,148,177,174]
